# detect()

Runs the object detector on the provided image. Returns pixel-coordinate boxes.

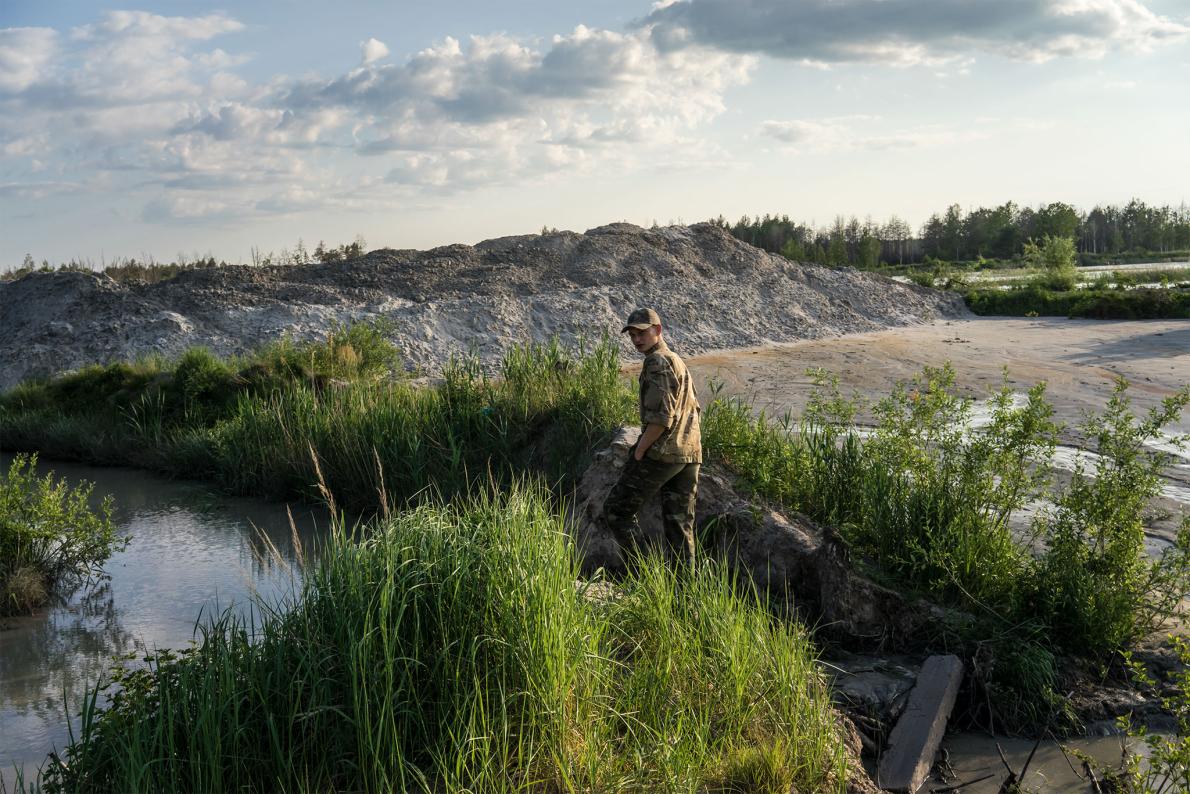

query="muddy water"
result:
[0,453,327,787]
[936,731,1155,793]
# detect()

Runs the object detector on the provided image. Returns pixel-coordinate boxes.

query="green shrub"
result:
[1023,235,1078,292]
[963,285,1190,319]
[0,454,122,616]
[168,347,237,423]
[705,367,1057,615]
[252,320,402,383]
[1029,267,1078,291]
[1035,380,1190,655]
[704,367,1190,727]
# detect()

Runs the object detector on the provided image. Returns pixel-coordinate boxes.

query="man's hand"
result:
[635,423,666,460]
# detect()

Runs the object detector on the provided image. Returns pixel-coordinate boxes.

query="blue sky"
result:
[1,0,1187,267]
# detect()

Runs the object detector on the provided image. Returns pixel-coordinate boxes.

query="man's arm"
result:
[638,354,678,460]
[634,423,666,461]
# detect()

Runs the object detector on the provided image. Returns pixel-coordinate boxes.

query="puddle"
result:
[932,731,1158,793]
[0,453,328,788]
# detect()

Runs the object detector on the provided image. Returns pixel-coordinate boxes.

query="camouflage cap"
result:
[621,307,662,333]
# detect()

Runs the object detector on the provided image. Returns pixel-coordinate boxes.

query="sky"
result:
[1,0,1188,268]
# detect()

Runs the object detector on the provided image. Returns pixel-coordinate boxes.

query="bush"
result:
[0,335,635,511]
[703,368,1190,726]
[1034,380,1190,655]
[705,367,1058,614]
[0,454,122,616]
[963,285,1190,320]
[252,320,402,383]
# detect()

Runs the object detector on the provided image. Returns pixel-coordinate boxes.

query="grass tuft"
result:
[40,486,848,793]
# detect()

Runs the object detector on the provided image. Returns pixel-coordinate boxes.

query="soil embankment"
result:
[0,222,964,390]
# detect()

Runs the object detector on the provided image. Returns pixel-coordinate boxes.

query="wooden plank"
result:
[877,654,964,793]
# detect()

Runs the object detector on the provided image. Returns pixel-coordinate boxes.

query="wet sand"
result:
[687,317,1189,440]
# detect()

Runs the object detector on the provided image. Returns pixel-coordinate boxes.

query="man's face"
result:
[627,324,661,354]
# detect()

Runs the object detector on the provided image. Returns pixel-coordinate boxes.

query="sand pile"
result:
[0,222,966,390]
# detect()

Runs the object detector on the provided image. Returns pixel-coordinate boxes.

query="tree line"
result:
[718,199,1190,268]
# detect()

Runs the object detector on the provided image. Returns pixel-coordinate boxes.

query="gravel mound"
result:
[0,222,967,390]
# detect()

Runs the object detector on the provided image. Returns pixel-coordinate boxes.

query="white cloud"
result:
[70,11,243,42]
[173,103,286,142]
[0,180,83,199]
[142,193,242,222]
[645,0,1190,66]
[361,37,389,65]
[761,117,989,151]
[278,26,752,191]
[0,27,58,93]
[2,133,48,157]
[0,11,756,224]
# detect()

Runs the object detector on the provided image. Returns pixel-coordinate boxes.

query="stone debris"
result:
[0,222,966,390]
[876,654,965,793]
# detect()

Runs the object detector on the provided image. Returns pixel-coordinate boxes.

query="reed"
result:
[41,486,848,793]
[0,335,636,511]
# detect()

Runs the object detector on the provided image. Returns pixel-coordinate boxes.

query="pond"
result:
[0,453,328,789]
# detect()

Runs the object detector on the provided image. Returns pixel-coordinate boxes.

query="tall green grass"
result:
[41,486,849,793]
[0,334,635,511]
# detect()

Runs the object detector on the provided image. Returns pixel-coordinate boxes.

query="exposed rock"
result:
[572,426,953,649]
[828,653,921,729]
[0,222,967,390]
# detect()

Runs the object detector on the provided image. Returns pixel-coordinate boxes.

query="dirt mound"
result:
[571,426,952,649]
[0,222,966,389]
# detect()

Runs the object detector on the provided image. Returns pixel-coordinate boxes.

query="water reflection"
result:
[0,453,327,786]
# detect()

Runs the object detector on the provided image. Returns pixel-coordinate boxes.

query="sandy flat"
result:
[672,317,1190,532]
[685,317,1189,439]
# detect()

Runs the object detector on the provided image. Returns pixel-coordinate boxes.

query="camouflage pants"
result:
[603,454,700,569]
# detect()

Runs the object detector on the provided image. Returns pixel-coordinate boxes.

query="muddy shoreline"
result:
[680,316,1189,783]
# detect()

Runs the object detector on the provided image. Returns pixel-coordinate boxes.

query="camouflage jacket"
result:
[639,340,702,463]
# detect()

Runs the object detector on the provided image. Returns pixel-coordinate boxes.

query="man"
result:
[603,307,702,569]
